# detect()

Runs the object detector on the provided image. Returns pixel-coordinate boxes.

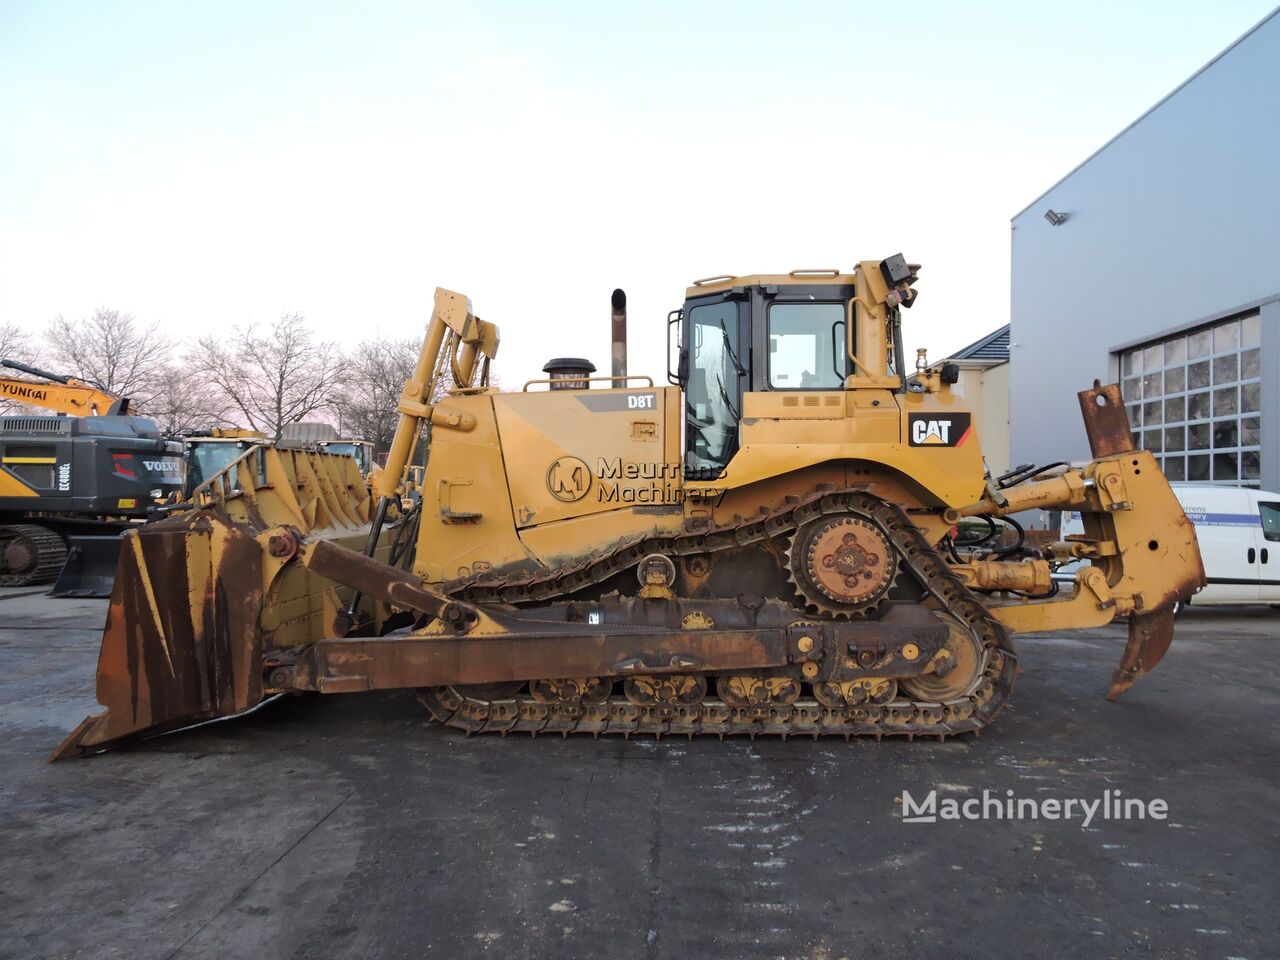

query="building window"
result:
[1119,312,1261,486]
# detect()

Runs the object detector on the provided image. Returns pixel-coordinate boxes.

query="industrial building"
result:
[1009,9,1280,491]
[944,324,1011,478]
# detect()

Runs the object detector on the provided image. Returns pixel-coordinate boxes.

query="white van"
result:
[1058,484,1280,608]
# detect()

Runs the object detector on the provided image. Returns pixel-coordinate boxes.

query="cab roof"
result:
[684,270,858,298]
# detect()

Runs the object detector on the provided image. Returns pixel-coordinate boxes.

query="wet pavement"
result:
[2,588,1277,959]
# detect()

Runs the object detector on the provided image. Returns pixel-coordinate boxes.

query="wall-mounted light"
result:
[1044,209,1069,226]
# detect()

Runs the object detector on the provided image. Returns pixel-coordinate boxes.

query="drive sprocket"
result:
[786,514,898,617]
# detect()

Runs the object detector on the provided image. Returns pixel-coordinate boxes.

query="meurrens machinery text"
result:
[596,458,726,507]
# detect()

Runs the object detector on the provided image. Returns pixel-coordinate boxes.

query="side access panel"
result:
[724,388,985,508]
[415,393,534,584]
[494,386,682,528]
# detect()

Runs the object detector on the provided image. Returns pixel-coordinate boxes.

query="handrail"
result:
[691,274,735,287]
[521,374,655,392]
[788,268,841,277]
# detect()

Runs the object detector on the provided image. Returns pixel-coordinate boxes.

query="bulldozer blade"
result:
[52,443,373,759]
[48,534,124,598]
[1107,606,1175,701]
[50,514,267,760]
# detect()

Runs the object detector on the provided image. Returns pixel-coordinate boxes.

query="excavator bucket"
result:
[52,445,372,759]
[48,534,124,598]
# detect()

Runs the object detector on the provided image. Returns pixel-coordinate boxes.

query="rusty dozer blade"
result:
[51,513,268,760]
[52,444,373,760]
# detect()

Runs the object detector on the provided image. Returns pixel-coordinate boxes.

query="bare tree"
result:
[44,308,171,405]
[332,336,500,455]
[0,322,40,414]
[193,313,344,441]
[0,322,33,362]
[332,337,420,455]
[141,355,234,435]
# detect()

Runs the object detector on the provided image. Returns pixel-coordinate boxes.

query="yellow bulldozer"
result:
[54,257,1203,758]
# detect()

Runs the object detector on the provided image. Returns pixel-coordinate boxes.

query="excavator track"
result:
[0,523,68,587]
[420,492,1017,740]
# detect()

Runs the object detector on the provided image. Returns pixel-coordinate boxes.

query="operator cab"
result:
[673,258,918,475]
[316,439,375,478]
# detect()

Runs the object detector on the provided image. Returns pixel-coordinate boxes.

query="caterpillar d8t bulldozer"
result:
[53,257,1204,758]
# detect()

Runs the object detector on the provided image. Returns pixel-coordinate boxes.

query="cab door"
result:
[682,295,749,473]
[1257,497,1280,602]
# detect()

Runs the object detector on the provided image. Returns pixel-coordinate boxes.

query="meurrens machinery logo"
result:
[899,787,1168,826]
[546,457,726,506]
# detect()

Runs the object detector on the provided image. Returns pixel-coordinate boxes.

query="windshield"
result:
[187,442,248,493]
[685,301,743,473]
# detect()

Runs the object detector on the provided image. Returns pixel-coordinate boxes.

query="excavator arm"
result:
[0,359,128,416]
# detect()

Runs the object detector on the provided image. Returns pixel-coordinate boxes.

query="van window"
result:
[1260,502,1280,542]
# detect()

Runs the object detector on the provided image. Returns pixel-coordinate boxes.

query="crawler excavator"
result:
[54,257,1203,758]
[0,360,183,594]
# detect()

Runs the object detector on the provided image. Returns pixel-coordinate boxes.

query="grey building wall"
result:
[1010,10,1280,490]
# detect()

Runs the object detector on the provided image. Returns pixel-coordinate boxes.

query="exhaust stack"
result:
[611,288,627,382]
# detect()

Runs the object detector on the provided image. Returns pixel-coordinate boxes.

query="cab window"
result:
[1260,502,1280,542]
[685,301,745,472]
[188,442,247,492]
[768,303,847,389]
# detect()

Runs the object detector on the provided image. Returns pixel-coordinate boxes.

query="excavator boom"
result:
[0,358,128,416]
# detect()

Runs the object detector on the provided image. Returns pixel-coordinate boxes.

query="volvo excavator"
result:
[0,359,183,593]
[54,257,1203,758]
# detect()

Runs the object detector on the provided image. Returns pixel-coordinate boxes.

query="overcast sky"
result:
[1,1,1274,386]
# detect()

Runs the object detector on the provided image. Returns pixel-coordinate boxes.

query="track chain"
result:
[421,491,1017,739]
[0,523,68,586]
